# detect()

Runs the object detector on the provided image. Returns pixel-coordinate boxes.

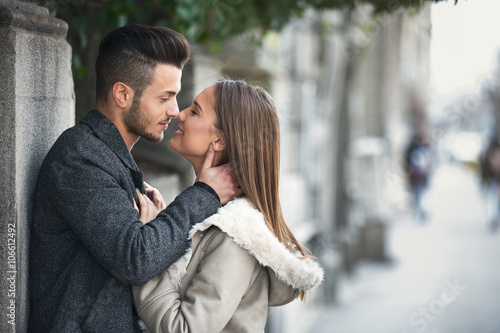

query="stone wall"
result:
[0,1,74,331]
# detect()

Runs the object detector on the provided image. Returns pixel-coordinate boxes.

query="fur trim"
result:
[166,247,192,290]
[167,198,323,291]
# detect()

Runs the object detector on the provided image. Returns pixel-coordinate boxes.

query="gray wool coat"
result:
[28,110,220,333]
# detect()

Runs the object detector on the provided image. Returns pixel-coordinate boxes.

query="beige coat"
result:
[132,198,323,333]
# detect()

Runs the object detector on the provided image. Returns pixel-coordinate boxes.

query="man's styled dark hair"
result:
[95,24,190,103]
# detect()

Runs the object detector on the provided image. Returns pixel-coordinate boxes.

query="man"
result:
[28,24,241,332]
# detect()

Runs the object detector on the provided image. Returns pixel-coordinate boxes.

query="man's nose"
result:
[167,102,180,118]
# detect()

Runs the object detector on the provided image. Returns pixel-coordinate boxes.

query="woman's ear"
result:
[213,137,226,152]
[112,82,134,109]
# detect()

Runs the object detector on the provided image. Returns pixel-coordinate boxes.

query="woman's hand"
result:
[134,189,159,224]
[197,144,243,205]
[144,182,166,211]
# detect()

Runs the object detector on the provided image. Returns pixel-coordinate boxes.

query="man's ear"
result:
[213,137,226,152]
[112,82,134,109]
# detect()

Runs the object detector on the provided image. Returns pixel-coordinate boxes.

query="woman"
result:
[133,79,323,332]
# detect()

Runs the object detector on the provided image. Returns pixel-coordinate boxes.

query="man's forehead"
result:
[152,64,182,93]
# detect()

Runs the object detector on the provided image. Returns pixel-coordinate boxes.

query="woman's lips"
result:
[174,127,184,135]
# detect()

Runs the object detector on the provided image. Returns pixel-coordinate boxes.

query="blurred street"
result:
[286,161,500,333]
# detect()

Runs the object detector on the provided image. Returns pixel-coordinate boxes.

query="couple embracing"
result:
[28,24,323,333]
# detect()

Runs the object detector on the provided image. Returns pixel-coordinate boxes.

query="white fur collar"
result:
[167,197,323,292]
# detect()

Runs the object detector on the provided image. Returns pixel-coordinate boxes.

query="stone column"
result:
[0,1,74,331]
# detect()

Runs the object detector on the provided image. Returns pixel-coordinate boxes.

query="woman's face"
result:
[169,85,221,166]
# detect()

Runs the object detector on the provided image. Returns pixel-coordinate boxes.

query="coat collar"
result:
[80,110,144,190]
[80,109,141,172]
[168,197,323,293]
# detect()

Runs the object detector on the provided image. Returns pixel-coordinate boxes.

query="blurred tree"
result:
[42,0,450,121]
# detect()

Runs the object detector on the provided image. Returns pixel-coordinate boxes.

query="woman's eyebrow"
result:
[194,100,203,112]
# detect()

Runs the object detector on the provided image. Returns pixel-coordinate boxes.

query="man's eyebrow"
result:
[163,88,181,96]
[193,100,203,112]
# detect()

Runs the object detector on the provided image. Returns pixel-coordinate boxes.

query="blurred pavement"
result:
[285,162,500,333]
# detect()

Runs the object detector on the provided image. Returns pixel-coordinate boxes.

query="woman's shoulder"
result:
[192,225,264,285]
[199,198,323,294]
[199,225,260,263]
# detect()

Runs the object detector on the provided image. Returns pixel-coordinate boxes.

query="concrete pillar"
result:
[0,0,74,331]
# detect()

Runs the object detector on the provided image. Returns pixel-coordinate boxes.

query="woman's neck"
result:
[192,163,202,179]
[189,152,222,180]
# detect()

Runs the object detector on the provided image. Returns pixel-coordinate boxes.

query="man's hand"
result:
[197,145,243,205]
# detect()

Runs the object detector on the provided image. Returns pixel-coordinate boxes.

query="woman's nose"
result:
[177,108,187,122]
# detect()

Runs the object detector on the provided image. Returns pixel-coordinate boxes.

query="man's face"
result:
[124,64,182,143]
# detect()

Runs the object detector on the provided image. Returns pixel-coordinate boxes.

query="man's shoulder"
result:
[42,122,116,170]
[58,121,96,143]
[52,122,107,154]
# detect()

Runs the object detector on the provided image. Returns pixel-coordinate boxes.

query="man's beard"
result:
[123,97,163,143]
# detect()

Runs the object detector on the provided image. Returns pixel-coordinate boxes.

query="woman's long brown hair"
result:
[214,79,308,300]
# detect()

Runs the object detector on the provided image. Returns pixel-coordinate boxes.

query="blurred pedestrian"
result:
[405,130,433,221]
[480,138,500,231]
